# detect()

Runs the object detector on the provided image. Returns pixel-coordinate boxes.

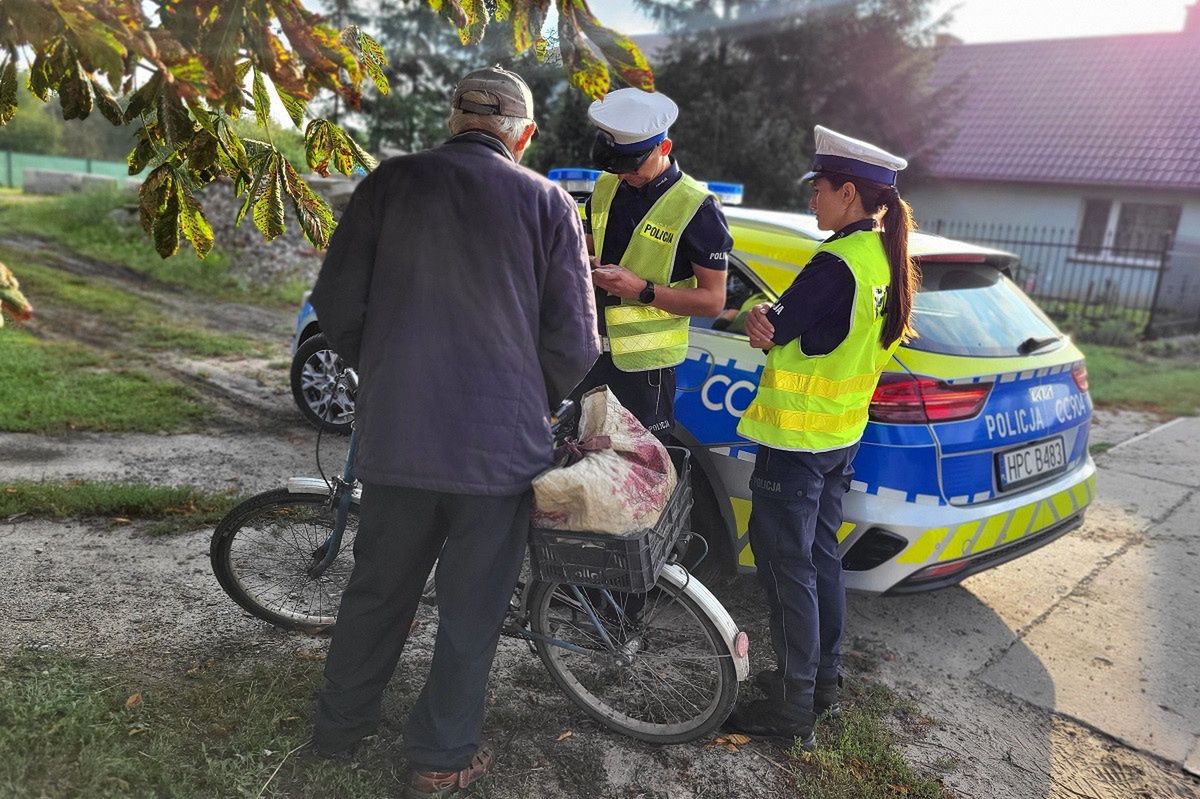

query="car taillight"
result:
[1072,363,1089,392]
[870,373,992,424]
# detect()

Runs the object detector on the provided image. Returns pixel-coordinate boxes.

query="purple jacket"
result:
[309,132,600,495]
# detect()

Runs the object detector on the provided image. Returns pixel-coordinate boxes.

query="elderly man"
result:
[307,65,599,797]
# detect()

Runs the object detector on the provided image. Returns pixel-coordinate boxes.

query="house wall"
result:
[906,180,1200,237]
[905,181,1200,317]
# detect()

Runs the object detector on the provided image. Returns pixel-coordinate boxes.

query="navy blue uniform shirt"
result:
[584,161,732,333]
[766,218,874,356]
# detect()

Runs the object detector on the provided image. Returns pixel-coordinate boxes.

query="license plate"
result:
[996,436,1066,491]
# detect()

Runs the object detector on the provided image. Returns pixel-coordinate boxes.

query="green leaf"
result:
[127,125,158,175]
[27,48,51,101]
[305,119,335,177]
[575,7,655,91]
[275,87,306,128]
[187,99,217,136]
[216,120,252,179]
[152,185,181,258]
[558,10,609,100]
[251,154,286,241]
[280,158,334,249]
[124,71,163,123]
[0,61,17,125]
[91,79,123,126]
[494,0,513,21]
[157,88,194,148]
[251,67,271,131]
[58,59,93,121]
[335,126,377,173]
[54,2,126,86]
[178,189,214,259]
[139,164,174,236]
[457,0,490,46]
[185,130,220,177]
[356,31,390,97]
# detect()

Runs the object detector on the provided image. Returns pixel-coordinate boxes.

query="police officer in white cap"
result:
[572,87,732,438]
[724,126,920,746]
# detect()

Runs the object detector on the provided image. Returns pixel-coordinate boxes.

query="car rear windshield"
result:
[907,262,1063,357]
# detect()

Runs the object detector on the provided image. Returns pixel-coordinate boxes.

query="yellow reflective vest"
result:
[737,230,901,452]
[590,172,709,372]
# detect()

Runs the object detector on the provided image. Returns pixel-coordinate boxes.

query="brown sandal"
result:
[404,743,495,798]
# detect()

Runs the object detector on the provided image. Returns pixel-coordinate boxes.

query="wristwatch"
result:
[638,280,656,304]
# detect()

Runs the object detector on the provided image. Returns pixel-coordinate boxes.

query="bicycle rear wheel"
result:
[528,577,737,744]
[210,489,357,632]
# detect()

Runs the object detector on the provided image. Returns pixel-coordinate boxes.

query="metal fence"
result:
[928,220,1193,339]
[0,150,137,189]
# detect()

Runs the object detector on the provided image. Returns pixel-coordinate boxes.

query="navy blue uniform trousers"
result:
[747,443,857,703]
[313,484,530,771]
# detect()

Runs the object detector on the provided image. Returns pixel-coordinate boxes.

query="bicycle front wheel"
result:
[210,489,357,632]
[528,577,737,744]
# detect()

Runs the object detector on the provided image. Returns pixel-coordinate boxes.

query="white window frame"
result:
[1072,198,1179,267]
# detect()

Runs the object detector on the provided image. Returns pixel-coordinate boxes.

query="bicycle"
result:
[210,372,749,743]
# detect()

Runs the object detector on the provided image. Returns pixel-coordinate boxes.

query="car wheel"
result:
[290,333,354,434]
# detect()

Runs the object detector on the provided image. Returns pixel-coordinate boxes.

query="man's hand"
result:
[745,303,776,350]
[591,264,645,300]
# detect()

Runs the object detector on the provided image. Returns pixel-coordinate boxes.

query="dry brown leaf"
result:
[726,734,750,745]
[125,692,142,709]
[724,744,739,753]
[556,730,573,742]
[111,517,131,525]
[4,487,16,493]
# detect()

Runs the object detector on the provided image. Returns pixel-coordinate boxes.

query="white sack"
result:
[533,386,677,534]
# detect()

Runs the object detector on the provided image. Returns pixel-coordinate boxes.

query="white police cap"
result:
[587,88,679,150]
[802,125,908,187]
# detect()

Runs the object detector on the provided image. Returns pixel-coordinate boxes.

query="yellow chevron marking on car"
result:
[1071,481,1089,508]
[733,504,854,567]
[1051,489,1076,519]
[897,527,948,565]
[970,512,1011,555]
[940,520,982,561]
[732,497,755,567]
[926,481,1094,563]
[999,502,1036,547]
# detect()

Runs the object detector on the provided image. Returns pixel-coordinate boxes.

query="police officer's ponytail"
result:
[824,174,919,347]
[876,184,918,347]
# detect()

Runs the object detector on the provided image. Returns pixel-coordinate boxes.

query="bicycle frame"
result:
[282,380,750,681]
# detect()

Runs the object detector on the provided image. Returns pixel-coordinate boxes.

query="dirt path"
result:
[4,233,300,432]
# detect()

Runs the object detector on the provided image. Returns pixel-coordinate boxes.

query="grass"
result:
[788,680,952,799]
[8,251,268,359]
[0,651,394,799]
[0,481,242,535]
[0,186,302,308]
[1080,342,1200,417]
[0,648,953,799]
[0,328,205,432]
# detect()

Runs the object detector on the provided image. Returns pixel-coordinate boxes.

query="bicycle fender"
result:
[657,563,750,681]
[286,477,361,502]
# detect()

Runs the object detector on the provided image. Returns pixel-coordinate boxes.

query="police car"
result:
[289,169,1095,594]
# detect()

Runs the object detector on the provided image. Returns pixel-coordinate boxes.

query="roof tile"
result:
[928,31,1200,189]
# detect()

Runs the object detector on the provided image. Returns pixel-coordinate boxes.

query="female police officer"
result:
[723,126,919,747]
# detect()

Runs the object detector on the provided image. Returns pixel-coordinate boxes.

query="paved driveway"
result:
[846,416,1200,797]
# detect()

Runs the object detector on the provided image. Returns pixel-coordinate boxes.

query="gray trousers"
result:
[313,483,531,771]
